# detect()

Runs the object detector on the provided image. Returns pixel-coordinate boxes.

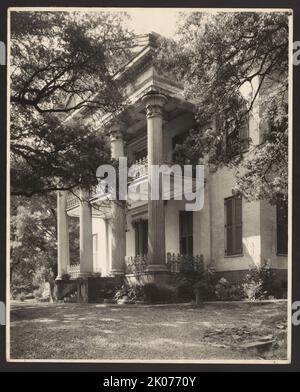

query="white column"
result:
[79,187,93,276]
[109,123,126,276]
[142,91,168,272]
[56,191,70,279]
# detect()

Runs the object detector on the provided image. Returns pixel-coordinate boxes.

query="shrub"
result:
[242,261,281,300]
[242,279,263,301]
[18,294,25,302]
[127,286,145,302]
[194,281,215,302]
[11,283,38,300]
[142,283,175,304]
[113,285,129,302]
[193,268,217,302]
[113,285,147,303]
[24,294,35,300]
[61,273,71,281]
[33,286,43,300]
[215,278,244,301]
[174,278,195,302]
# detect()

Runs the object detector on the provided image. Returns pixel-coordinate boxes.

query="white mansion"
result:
[55,34,288,301]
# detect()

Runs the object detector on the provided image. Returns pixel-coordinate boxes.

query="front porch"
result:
[58,253,206,303]
[54,33,211,300]
[66,253,205,279]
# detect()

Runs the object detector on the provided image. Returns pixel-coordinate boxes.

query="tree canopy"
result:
[10,11,135,196]
[156,11,289,204]
[10,194,79,300]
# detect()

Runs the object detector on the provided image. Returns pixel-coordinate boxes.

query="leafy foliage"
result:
[10,195,79,300]
[142,283,176,304]
[215,278,244,301]
[242,261,281,300]
[10,11,134,196]
[156,12,289,203]
[11,11,133,113]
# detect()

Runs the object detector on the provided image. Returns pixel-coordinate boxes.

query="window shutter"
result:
[225,198,234,255]
[240,115,250,152]
[179,211,193,255]
[277,201,288,255]
[225,196,243,256]
[235,196,242,224]
[135,223,140,256]
[141,220,148,255]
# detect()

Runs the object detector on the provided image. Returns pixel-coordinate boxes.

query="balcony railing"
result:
[66,193,80,210]
[65,254,204,278]
[67,263,80,279]
[65,155,198,210]
[125,253,204,274]
[129,156,148,180]
[66,183,109,210]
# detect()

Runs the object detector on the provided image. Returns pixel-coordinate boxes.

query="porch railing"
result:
[125,255,148,274]
[66,184,109,210]
[67,263,80,279]
[125,253,204,274]
[166,253,204,273]
[66,254,204,278]
[66,193,80,210]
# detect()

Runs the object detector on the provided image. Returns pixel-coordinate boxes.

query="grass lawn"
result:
[9,301,288,361]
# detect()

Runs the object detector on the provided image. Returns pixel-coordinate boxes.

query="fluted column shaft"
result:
[79,187,93,276]
[56,191,70,279]
[110,124,126,276]
[142,92,168,271]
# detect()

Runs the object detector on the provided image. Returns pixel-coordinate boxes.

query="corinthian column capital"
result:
[142,90,168,119]
[108,121,125,142]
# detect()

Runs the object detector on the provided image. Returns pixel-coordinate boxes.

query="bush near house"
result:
[113,283,175,304]
[242,261,287,300]
[215,278,244,301]
[109,261,286,305]
[26,261,284,305]
[142,283,176,304]
[174,278,195,302]
[172,265,218,303]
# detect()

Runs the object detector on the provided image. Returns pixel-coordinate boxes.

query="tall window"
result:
[179,211,193,255]
[277,200,288,255]
[225,96,250,157]
[226,115,249,156]
[134,219,148,255]
[224,195,243,256]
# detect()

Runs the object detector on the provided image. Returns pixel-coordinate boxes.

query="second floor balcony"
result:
[66,155,202,211]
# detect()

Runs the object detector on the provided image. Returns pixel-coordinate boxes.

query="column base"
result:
[125,269,171,287]
[145,264,169,273]
[77,278,89,303]
[77,272,93,279]
[109,269,125,277]
[55,279,76,301]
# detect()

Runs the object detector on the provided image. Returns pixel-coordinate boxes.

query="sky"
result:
[125,8,184,38]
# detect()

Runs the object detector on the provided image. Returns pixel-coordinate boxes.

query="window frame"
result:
[179,211,194,255]
[134,219,148,256]
[225,113,250,157]
[224,195,243,257]
[276,200,288,256]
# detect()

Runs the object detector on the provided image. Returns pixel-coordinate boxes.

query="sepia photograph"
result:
[7,7,292,363]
